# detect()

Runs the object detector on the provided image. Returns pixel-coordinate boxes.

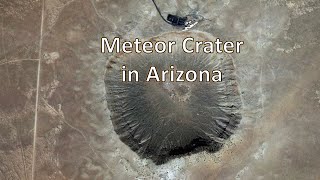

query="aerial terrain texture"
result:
[0,0,320,179]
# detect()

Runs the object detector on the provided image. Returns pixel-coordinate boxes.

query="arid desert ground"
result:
[0,0,320,179]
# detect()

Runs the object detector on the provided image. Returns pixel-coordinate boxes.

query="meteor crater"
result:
[104,31,242,164]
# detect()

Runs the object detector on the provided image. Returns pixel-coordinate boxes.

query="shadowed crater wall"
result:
[104,31,242,164]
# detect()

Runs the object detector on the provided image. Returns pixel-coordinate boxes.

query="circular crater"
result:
[104,31,242,164]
